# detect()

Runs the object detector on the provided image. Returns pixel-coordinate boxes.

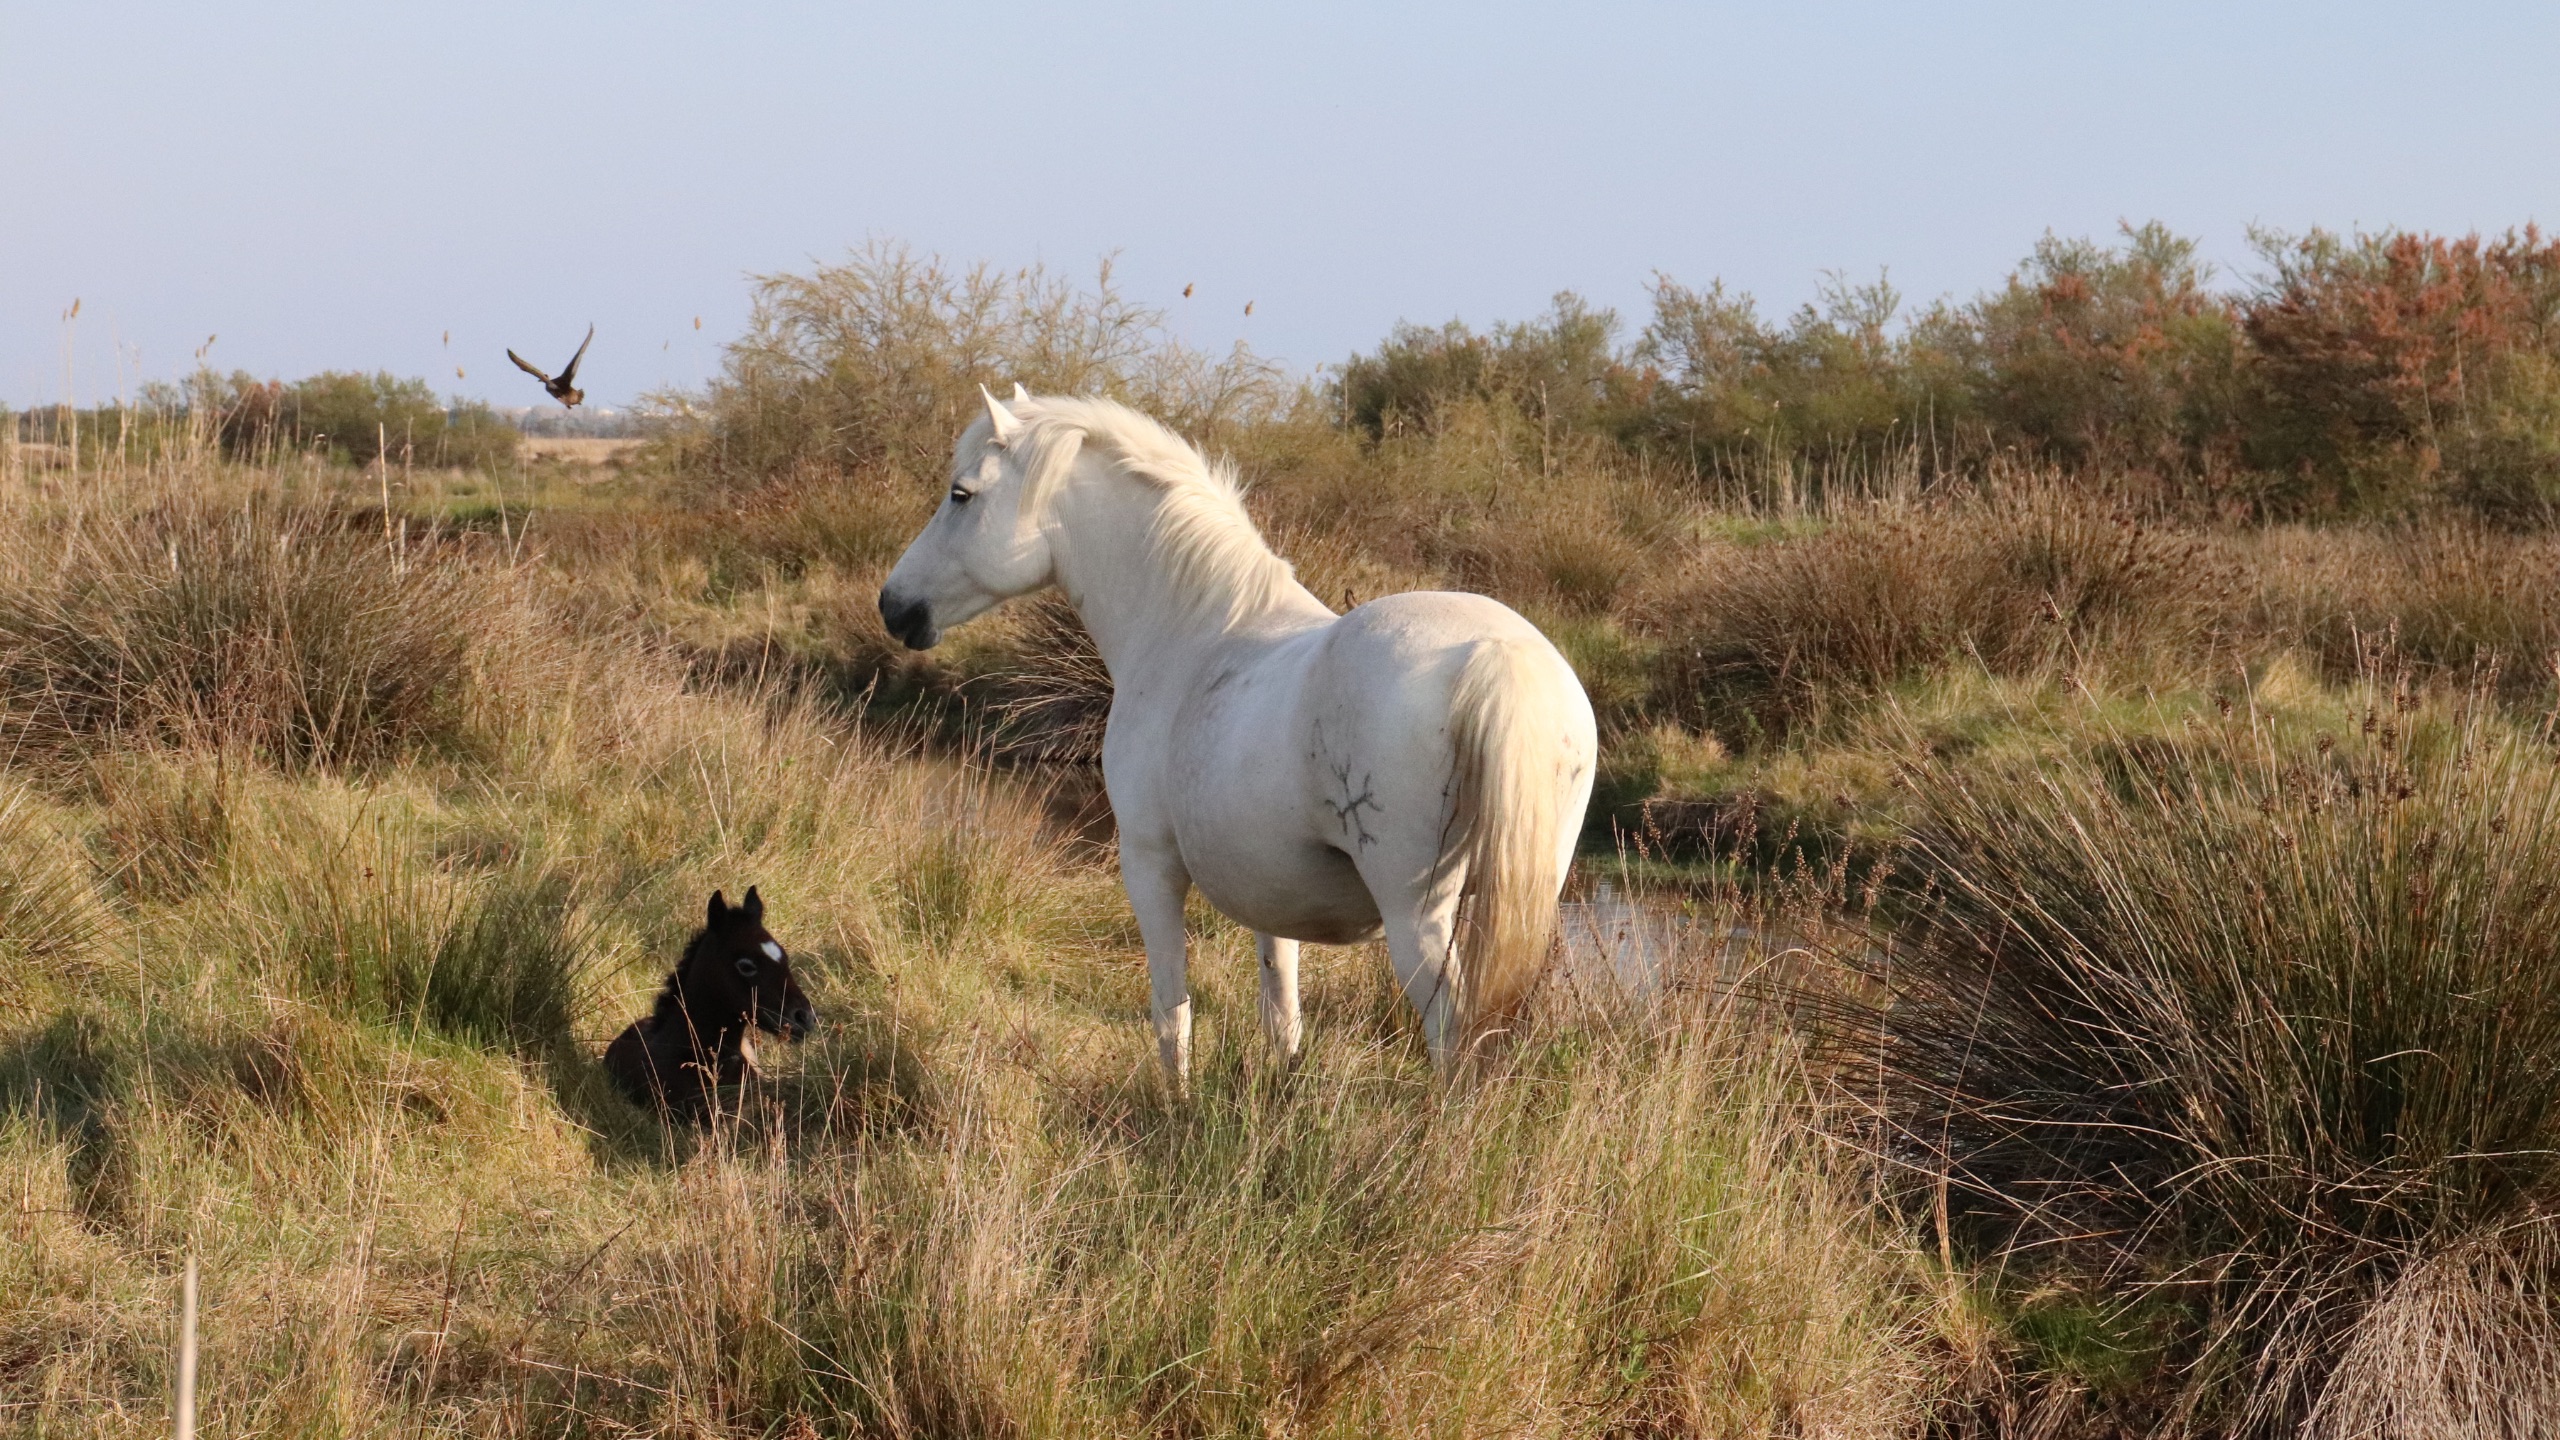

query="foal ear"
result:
[740,885,764,923]
[707,890,729,927]
[980,384,1022,445]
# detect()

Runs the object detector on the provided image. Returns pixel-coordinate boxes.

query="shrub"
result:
[1631,271,1963,498]
[278,371,519,469]
[2241,227,2560,517]
[681,241,1282,486]
[1334,292,1634,441]
[1963,222,2243,485]
[187,369,292,459]
[428,398,523,470]
[1848,695,2560,1433]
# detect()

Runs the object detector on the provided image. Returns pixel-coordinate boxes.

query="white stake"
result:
[175,1253,198,1440]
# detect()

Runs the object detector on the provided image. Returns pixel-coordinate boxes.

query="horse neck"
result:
[1047,463,1325,689]
[655,958,743,1046]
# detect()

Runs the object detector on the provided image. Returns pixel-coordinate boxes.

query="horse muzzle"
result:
[878,589,940,650]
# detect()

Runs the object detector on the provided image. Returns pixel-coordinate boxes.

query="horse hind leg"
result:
[1257,933,1302,1063]
[1378,894,1465,1069]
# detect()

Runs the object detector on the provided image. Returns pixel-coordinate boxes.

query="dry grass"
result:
[521,436,645,467]
[1649,481,2236,744]
[0,453,1958,1437]
[2251,521,2560,694]
[17,259,2560,1434]
[0,494,568,772]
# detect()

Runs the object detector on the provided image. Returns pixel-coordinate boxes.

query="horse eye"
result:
[949,487,973,505]
[734,956,760,978]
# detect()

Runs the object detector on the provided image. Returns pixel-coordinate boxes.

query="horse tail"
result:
[1445,638,1571,1056]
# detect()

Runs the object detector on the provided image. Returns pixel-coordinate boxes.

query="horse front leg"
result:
[1257,933,1302,1064]
[1121,841,1196,1092]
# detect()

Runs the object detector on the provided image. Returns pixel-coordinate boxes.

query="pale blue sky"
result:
[8,2,2559,409]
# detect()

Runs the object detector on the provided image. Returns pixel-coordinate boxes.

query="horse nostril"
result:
[878,590,939,650]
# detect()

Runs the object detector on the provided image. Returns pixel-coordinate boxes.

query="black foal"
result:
[604,887,816,1116]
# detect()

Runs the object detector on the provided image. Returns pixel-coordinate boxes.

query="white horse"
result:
[879,388,1597,1083]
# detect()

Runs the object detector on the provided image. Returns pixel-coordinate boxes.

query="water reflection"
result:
[1554,881,1773,1003]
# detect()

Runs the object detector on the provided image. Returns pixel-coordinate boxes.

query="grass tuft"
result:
[1843,688,2560,1433]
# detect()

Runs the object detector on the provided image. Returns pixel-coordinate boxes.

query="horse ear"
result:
[980,384,1022,445]
[708,890,728,927]
[741,886,764,923]
[1010,382,1031,405]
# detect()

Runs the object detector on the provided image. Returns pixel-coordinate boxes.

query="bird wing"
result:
[507,349,551,383]
[557,324,595,386]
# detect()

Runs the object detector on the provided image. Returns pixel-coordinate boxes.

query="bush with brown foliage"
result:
[1963,222,2245,485]
[2242,228,2560,517]
[1324,223,2560,523]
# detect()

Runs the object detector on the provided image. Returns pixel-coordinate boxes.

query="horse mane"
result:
[1002,395,1310,628]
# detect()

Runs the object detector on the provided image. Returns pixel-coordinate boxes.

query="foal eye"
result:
[733,956,760,978]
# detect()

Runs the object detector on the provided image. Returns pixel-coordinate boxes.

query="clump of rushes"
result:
[0,495,573,773]
[2253,521,2560,701]
[1652,481,2233,745]
[1844,686,2560,1435]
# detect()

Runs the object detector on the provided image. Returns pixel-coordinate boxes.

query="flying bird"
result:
[1182,283,1194,299]
[1244,301,1255,316]
[508,325,594,408]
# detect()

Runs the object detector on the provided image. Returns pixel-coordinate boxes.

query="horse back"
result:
[602,1019,676,1109]
[1152,592,1591,941]
[1302,591,1587,757]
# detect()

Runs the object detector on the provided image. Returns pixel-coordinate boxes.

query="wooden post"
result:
[378,422,393,548]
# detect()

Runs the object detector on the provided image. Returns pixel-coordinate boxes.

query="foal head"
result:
[672,886,815,1044]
